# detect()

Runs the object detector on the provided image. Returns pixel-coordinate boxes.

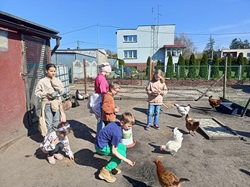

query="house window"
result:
[124,50,137,59]
[172,49,177,57]
[247,53,250,61]
[123,35,137,43]
[167,49,171,56]
[177,49,182,56]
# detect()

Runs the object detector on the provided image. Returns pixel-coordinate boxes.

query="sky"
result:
[1,0,250,53]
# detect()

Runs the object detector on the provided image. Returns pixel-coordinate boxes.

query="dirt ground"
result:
[0,85,250,187]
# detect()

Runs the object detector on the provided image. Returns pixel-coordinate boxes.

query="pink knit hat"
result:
[100,62,111,73]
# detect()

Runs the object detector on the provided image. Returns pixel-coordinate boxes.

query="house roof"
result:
[163,45,185,49]
[0,11,60,39]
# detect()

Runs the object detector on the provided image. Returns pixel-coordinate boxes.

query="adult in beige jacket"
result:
[35,64,66,137]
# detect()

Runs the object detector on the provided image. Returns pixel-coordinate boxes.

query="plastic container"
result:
[121,128,136,148]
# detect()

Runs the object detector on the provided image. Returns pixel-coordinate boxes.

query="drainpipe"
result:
[51,36,61,56]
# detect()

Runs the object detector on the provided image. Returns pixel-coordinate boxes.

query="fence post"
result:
[208,65,211,80]
[238,65,242,80]
[177,65,180,78]
[223,57,227,99]
[83,59,87,94]
[149,57,153,80]
[121,65,124,78]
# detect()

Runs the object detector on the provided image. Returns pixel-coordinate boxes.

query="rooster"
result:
[160,127,183,156]
[208,95,222,108]
[185,114,200,135]
[153,159,190,187]
[174,104,191,117]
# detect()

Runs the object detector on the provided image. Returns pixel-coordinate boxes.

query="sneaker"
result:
[47,155,56,165]
[145,124,151,130]
[154,124,160,130]
[111,167,121,175]
[54,153,63,160]
[99,167,116,183]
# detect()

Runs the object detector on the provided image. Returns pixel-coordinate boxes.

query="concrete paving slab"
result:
[197,118,239,140]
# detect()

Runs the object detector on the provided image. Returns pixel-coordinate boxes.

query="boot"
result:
[99,167,116,183]
[111,167,121,175]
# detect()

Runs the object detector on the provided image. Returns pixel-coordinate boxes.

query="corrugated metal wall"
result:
[56,64,70,100]
[52,53,98,81]
[52,53,97,83]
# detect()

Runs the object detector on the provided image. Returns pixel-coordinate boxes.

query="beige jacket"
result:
[146,80,168,105]
[38,98,66,137]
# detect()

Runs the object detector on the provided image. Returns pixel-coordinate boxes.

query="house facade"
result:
[116,24,184,71]
[218,48,250,62]
[0,11,60,145]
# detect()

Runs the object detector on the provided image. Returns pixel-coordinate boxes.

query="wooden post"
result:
[241,98,250,117]
[223,57,227,99]
[83,59,87,94]
[149,57,153,80]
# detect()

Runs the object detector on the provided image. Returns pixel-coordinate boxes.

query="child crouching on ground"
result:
[95,112,136,183]
[40,121,74,164]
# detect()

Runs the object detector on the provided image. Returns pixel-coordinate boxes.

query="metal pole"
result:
[223,57,227,99]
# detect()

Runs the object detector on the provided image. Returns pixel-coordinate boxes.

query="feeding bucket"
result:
[121,128,136,148]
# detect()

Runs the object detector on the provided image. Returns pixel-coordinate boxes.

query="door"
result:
[22,35,49,126]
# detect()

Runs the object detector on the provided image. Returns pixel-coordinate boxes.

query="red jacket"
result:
[102,92,116,122]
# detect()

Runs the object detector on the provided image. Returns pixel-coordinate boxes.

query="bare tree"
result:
[175,33,196,59]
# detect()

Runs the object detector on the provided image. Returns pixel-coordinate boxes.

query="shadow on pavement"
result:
[68,120,96,143]
[231,84,250,94]
[74,148,108,170]
[133,107,148,115]
[123,175,153,187]
[239,169,250,176]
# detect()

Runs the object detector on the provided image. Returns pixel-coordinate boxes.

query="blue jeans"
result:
[97,119,105,134]
[147,104,161,125]
[45,104,60,133]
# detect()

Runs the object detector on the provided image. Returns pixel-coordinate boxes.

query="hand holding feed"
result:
[126,159,135,167]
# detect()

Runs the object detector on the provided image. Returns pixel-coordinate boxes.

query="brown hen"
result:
[208,95,222,108]
[153,159,190,187]
[185,114,200,135]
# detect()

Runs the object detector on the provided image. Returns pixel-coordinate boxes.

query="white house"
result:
[218,48,250,62]
[116,24,184,71]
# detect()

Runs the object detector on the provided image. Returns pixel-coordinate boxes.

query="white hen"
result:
[76,89,84,100]
[174,104,191,117]
[160,127,183,156]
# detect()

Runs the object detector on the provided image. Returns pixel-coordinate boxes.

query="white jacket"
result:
[40,131,73,157]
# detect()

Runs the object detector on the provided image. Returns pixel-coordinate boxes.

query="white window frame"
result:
[124,50,137,59]
[123,35,137,43]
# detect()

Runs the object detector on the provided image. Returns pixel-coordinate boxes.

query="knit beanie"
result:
[100,62,111,73]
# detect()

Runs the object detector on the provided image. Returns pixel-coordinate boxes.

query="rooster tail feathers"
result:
[173,178,190,186]
[173,127,183,138]
[179,178,190,183]
[173,127,178,134]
